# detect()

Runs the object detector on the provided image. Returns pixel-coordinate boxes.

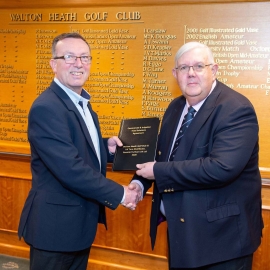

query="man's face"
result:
[50,38,91,94]
[172,47,218,105]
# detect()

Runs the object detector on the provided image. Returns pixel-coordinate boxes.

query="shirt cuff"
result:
[131,180,144,201]
[121,186,125,204]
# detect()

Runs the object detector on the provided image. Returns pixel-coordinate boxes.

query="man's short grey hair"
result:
[174,42,215,67]
[51,32,90,58]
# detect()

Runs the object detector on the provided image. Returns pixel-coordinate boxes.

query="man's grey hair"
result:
[51,32,90,57]
[174,42,215,67]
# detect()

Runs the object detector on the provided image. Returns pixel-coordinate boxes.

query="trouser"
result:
[30,245,91,270]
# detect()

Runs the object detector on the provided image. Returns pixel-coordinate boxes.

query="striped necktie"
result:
[169,106,196,161]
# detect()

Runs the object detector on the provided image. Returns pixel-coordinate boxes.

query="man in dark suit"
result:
[131,42,263,269]
[18,32,139,270]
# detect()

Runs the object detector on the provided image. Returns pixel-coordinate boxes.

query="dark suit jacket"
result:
[18,81,123,252]
[137,80,263,268]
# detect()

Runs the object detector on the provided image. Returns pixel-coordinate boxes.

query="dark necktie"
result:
[169,106,196,161]
[78,100,84,112]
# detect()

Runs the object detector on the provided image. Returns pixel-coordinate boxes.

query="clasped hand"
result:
[136,161,156,179]
[121,162,155,211]
[122,183,142,211]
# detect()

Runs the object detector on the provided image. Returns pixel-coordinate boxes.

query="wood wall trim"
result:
[1,154,270,181]
[0,229,17,234]
[0,0,268,9]
[0,243,28,253]
[260,168,270,180]
[0,152,30,159]
[262,179,270,188]
[93,244,167,260]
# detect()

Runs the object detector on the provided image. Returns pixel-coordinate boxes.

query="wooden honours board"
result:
[0,2,269,172]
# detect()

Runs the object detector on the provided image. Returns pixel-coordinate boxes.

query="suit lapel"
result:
[164,98,186,161]
[177,83,222,160]
[50,81,101,163]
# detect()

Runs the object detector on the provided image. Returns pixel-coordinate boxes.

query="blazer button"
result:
[164,189,168,192]
[180,218,185,223]
[152,199,154,202]
[158,151,161,155]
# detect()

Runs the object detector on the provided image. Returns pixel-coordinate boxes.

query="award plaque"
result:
[112,117,160,171]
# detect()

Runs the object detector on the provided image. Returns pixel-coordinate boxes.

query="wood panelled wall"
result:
[0,0,270,269]
[0,0,269,9]
[0,153,270,270]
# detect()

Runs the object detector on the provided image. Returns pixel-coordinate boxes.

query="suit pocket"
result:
[196,143,209,155]
[206,203,240,222]
[46,192,80,206]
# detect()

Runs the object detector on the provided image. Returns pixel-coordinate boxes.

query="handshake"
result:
[120,161,156,211]
[121,182,143,211]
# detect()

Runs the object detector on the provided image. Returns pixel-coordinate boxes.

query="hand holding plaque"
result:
[112,117,160,171]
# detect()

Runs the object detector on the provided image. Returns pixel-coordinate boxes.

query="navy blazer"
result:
[137,80,263,268]
[18,81,123,252]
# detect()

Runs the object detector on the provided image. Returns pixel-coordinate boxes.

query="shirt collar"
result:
[186,80,216,112]
[54,78,90,106]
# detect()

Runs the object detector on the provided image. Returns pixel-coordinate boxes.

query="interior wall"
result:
[0,1,269,269]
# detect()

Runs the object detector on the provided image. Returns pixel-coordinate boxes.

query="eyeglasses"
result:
[175,63,212,73]
[53,54,92,64]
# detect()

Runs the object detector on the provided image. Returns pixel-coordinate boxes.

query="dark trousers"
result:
[170,254,253,270]
[30,246,91,270]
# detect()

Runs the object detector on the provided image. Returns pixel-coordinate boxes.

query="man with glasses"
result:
[131,42,263,269]
[18,32,139,270]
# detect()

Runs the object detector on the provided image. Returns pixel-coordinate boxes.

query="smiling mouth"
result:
[71,72,83,75]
